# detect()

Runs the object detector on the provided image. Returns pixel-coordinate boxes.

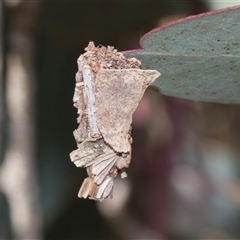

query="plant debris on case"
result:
[70,41,160,201]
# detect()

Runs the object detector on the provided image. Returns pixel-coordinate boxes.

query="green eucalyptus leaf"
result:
[124,6,240,104]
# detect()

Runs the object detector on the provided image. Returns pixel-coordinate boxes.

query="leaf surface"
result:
[125,6,240,103]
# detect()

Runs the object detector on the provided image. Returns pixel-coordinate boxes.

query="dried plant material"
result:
[70,41,160,201]
[96,69,160,153]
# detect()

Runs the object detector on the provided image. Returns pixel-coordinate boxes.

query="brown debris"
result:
[70,41,160,201]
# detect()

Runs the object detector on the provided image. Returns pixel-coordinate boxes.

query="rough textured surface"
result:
[96,69,160,153]
[70,42,160,201]
[70,139,106,167]
[125,5,240,104]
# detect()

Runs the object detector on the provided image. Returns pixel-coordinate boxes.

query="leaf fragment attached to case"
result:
[69,41,160,201]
